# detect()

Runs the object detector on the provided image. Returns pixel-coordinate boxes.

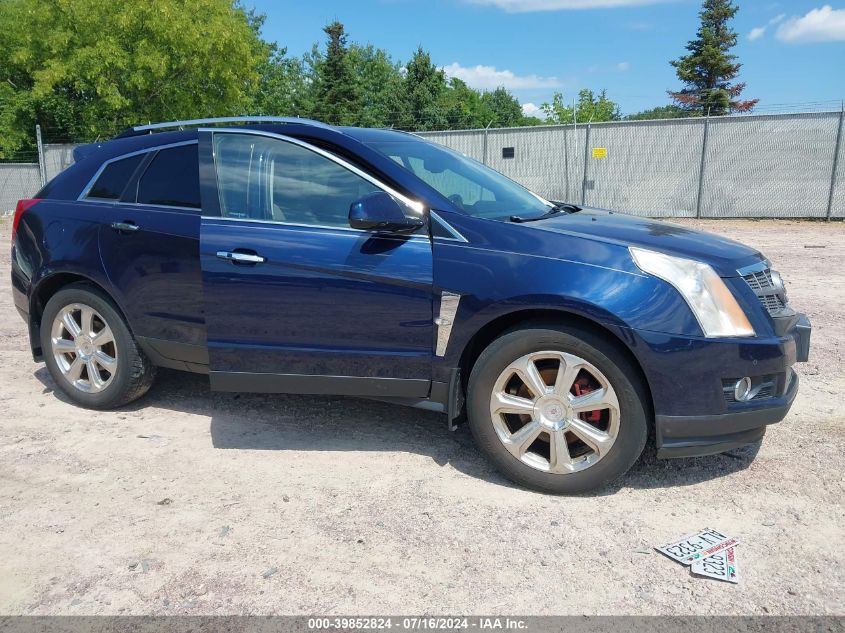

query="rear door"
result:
[199,130,434,397]
[95,142,207,368]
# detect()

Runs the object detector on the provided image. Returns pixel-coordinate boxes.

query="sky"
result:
[246,0,845,117]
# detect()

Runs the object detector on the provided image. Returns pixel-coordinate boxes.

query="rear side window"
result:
[87,154,145,200]
[137,144,201,209]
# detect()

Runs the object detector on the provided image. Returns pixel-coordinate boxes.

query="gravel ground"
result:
[0,217,842,616]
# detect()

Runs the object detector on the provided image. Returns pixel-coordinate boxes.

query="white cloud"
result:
[747,12,790,41]
[748,26,767,40]
[442,62,562,90]
[522,103,548,119]
[465,0,672,12]
[615,61,631,72]
[776,5,845,42]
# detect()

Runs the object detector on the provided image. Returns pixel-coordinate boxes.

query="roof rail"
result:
[115,116,333,138]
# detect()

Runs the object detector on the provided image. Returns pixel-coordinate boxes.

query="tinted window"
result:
[87,154,145,200]
[213,133,380,227]
[137,144,201,208]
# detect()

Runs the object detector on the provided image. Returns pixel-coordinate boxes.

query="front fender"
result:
[432,238,702,380]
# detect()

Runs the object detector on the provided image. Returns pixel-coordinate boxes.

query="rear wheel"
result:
[40,284,156,409]
[467,324,648,494]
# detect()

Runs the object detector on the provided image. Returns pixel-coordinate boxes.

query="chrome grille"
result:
[741,265,788,316]
[743,269,773,292]
[759,293,785,312]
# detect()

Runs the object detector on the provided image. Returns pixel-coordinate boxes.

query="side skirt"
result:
[209,371,430,398]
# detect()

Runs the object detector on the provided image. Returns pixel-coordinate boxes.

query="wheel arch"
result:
[455,308,654,424]
[29,272,129,361]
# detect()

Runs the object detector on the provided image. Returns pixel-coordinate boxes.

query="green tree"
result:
[480,87,524,128]
[347,44,406,127]
[669,0,757,115]
[0,0,267,157]
[401,47,448,130]
[625,105,690,120]
[248,8,312,119]
[254,46,313,118]
[439,78,490,129]
[541,89,620,124]
[311,21,359,125]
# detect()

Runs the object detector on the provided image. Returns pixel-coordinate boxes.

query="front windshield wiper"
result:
[510,203,581,223]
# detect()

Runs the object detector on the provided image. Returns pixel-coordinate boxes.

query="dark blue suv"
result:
[10,117,811,493]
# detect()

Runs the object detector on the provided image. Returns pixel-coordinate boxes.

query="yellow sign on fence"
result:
[592,147,608,159]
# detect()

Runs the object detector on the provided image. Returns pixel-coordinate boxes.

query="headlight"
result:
[630,247,755,338]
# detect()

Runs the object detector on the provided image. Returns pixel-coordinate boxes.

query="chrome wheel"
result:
[50,303,118,394]
[489,350,620,474]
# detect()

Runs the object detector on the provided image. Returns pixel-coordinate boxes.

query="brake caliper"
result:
[573,377,602,423]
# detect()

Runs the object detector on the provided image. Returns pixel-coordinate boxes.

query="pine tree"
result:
[669,0,758,116]
[313,21,359,125]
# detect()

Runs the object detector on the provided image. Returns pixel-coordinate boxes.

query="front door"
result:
[199,131,434,397]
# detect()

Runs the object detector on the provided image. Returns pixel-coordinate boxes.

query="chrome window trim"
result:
[200,215,429,242]
[77,140,199,202]
[204,127,426,218]
[430,211,468,243]
[82,199,201,213]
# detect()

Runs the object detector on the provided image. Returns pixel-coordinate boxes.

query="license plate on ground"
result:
[691,547,738,583]
[655,527,739,565]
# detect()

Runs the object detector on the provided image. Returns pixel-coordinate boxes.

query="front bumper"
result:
[621,312,810,459]
[656,369,798,458]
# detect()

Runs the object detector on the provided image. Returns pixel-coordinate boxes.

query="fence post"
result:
[827,101,844,221]
[581,121,592,206]
[35,124,47,187]
[482,120,493,166]
[695,110,711,219]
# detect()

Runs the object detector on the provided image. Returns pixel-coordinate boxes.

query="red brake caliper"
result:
[573,377,602,423]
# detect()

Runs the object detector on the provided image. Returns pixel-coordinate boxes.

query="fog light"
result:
[734,377,753,402]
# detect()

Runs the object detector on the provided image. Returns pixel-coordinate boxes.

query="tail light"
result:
[11,198,40,242]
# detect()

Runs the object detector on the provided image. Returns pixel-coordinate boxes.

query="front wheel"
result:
[40,283,156,409]
[467,324,648,494]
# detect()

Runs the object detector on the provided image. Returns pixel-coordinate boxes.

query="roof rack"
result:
[115,116,333,138]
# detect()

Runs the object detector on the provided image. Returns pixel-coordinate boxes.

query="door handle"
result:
[216,250,267,264]
[111,221,140,233]
[111,221,140,232]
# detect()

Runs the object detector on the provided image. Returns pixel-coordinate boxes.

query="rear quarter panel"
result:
[14,199,117,311]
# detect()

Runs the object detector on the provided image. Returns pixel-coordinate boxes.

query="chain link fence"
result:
[3,111,844,217]
[419,110,845,219]
[0,164,42,214]
[42,143,77,182]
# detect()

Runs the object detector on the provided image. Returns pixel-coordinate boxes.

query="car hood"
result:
[521,208,764,276]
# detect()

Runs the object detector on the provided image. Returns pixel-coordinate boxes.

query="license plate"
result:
[655,528,739,565]
[691,547,739,583]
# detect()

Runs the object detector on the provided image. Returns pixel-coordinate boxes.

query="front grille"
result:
[743,269,773,292]
[741,266,788,316]
[759,293,785,312]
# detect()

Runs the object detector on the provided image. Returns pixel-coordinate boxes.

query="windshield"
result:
[365,139,552,219]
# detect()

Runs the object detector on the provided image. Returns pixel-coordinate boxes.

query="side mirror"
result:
[349,191,425,233]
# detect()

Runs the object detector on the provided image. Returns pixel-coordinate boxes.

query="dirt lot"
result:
[0,217,842,616]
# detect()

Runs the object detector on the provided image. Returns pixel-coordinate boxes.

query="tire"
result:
[40,283,156,409]
[467,323,648,494]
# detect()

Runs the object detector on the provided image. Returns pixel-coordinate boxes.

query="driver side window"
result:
[213,133,381,227]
